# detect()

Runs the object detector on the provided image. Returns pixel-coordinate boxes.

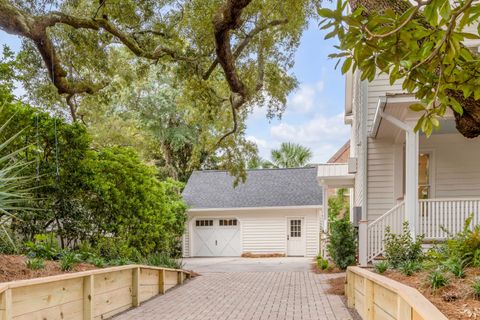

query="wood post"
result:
[177,272,184,285]
[159,269,166,294]
[346,270,355,308]
[364,278,374,319]
[0,289,12,320]
[83,275,94,320]
[397,296,412,319]
[132,267,140,307]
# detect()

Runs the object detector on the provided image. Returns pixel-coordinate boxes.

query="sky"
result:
[245,20,348,163]
[0,12,348,164]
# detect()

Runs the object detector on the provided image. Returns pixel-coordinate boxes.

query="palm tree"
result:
[264,142,313,168]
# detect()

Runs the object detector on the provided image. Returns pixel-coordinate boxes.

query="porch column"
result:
[405,128,419,239]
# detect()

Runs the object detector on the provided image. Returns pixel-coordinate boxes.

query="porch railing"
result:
[367,201,405,262]
[418,198,480,240]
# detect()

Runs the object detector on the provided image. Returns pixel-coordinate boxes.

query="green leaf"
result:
[409,103,425,112]
[450,98,463,115]
[341,57,352,74]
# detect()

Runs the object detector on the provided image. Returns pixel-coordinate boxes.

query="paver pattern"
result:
[114,265,353,320]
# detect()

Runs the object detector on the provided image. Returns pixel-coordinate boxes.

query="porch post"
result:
[405,128,419,239]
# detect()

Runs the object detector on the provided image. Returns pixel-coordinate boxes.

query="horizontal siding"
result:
[367,138,395,221]
[187,208,320,257]
[182,218,191,257]
[421,134,480,198]
[367,73,404,130]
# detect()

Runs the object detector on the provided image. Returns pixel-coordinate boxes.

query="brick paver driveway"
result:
[114,258,355,320]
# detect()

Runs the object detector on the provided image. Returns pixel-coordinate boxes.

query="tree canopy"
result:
[319,0,480,138]
[250,142,313,168]
[0,0,320,178]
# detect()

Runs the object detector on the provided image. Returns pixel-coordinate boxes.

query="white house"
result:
[182,168,323,257]
[318,40,480,265]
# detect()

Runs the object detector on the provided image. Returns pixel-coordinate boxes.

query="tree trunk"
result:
[350,0,480,138]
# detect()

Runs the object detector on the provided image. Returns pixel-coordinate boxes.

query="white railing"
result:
[367,201,405,262]
[418,198,480,240]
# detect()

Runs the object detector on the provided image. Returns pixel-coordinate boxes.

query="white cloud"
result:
[269,113,350,163]
[287,80,326,114]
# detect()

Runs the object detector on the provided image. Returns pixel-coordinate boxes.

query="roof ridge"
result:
[193,167,316,174]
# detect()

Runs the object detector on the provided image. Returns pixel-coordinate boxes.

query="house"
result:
[182,167,323,257]
[318,39,480,265]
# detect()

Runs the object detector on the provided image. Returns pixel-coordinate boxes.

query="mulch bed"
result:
[311,261,344,274]
[0,254,97,283]
[241,252,285,258]
[382,268,480,320]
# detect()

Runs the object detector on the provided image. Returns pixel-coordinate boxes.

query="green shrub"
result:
[384,222,424,268]
[443,258,465,278]
[59,251,80,271]
[399,261,422,276]
[316,256,329,270]
[93,237,142,262]
[473,278,480,299]
[0,229,20,254]
[327,218,356,270]
[144,252,183,269]
[374,261,388,274]
[26,257,45,270]
[24,234,60,260]
[86,256,106,268]
[427,269,448,290]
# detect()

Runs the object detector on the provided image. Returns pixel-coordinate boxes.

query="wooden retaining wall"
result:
[0,264,190,320]
[346,267,447,320]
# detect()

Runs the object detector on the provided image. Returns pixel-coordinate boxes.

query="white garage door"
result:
[192,218,241,256]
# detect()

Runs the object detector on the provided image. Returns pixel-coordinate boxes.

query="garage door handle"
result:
[215,240,217,246]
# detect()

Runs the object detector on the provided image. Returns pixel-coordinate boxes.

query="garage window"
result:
[219,219,237,226]
[196,219,213,227]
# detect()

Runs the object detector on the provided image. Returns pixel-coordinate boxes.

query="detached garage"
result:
[182,167,323,257]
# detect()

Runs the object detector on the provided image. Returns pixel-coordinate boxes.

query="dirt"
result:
[326,275,346,295]
[311,261,344,274]
[241,252,285,258]
[383,268,480,320]
[0,254,98,283]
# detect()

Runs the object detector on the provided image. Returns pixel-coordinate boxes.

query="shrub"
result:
[87,256,106,268]
[428,269,448,290]
[399,261,422,276]
[59,251,80,271]
[374,261,388,274]
[93,237,142,262]
[443,258,465,278]
[316,256,329,270]
[473,278,480,299]
[26,257,45,270]
[144,252,183,269]
[384,222,424,268]
[327,217,356,270]
[0,229,20,254]
[24,234,60,260]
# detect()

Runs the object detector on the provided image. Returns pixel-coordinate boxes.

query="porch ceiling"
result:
[316,163,354,188]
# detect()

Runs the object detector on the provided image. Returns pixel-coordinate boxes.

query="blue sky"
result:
[246,20,348,163]
[0,16,348,163]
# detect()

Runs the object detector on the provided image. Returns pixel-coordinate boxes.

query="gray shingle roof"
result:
[183,167,323,209]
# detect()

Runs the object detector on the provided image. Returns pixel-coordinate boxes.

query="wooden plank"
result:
[140,268,159,286]
[11,278,83,317]
[83,275,94,320]
[132,267,140,307]
[373,283,397,318]
[177,271,184,285]
[373,304,396,320]
[14,299,83,320]
[164,271,178,291]
[93,269,132,295]
[346,271,355,308]
[139,285,159,302]
[0,289,12,320]
[93,286,132,318]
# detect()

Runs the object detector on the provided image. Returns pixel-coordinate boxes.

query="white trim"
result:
[188,205,322,212]
[418,148,436,199]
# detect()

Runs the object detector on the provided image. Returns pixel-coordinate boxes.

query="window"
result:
[219,219,237,226]
[196,219,213,227]
[418,153,430,199]
[290,219,301,237]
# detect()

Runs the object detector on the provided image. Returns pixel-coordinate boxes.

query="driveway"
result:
[114,257,355,320]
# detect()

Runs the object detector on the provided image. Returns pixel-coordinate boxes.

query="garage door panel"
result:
[192,219,241,257]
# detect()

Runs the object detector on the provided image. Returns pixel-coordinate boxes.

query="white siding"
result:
[182,218,191,257]
[184,207,320,257]
[420,134,480,198]
[367,73,404,131]
[367,139,395,221]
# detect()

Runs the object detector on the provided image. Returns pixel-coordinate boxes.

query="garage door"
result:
[192,218,241,256]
